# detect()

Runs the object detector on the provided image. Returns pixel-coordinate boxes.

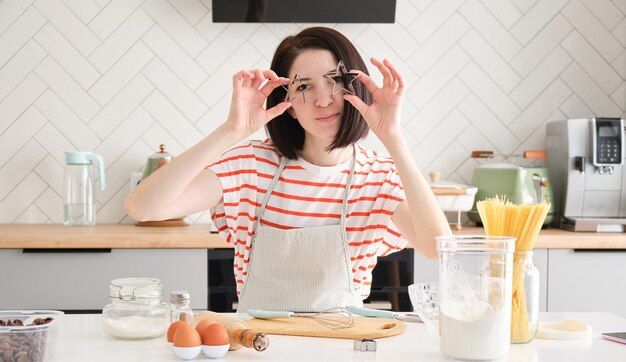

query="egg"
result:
[195,318,216,337]
[200,323,229,358]
[173,323,202,347]
[167,321,186,343]
[201,323,229,346]
[171,324,202,360]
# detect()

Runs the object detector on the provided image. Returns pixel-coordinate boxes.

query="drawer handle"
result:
[22,248,112,253]
[573,249,626,253]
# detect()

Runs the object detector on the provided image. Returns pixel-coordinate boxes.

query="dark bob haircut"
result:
[266,27,371,159]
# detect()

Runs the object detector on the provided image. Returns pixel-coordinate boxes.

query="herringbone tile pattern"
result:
[0,0,624,224]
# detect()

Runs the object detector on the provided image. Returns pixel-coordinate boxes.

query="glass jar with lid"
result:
[102,277,168,339]
[169,291,194,326]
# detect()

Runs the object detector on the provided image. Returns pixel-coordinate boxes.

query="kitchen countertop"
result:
[0,224,226,249]
[51,312,626,361]
[1,224,626,249]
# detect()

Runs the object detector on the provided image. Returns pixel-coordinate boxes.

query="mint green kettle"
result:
[64,152,105,226]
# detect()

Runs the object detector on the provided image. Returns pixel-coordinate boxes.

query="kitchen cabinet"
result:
[0,249,207,310]
[547,249,626,318]
[413,249,549,312]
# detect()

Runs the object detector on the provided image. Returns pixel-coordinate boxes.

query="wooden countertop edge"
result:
[1,224,626,249]
[455,227,626,249]
[0,224,229,249]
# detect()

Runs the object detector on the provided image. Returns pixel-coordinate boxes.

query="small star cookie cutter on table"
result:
[353,338,377,352]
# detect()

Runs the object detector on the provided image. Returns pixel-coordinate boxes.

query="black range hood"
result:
[212,0,396,23]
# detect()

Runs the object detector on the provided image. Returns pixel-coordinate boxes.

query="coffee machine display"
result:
[592,118,623,170]
[546,118,626,232]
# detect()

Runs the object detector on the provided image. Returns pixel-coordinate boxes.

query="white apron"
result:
[236,151,363,313]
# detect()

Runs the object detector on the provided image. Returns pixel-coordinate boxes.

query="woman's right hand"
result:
[225,69,292,137]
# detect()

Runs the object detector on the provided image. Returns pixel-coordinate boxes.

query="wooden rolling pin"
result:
[195,311,269,352]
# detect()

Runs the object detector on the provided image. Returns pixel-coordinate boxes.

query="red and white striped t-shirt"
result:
[208,139,407,299]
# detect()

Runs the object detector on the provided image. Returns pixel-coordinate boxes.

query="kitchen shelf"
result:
[1,224,626,249]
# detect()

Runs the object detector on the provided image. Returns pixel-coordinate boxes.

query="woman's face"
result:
[285,49,347,143]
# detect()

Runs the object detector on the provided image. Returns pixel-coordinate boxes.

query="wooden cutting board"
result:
[246,316,405,339]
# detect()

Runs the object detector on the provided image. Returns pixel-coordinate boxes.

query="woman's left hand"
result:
[343,57,405,141]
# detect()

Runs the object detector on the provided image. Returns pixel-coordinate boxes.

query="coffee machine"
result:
[546,118,626,232]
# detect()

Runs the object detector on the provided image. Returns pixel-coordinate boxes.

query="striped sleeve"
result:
[206,143,258,247]
[376,164,408,257]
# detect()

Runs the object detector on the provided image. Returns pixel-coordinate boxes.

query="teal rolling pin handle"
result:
[247,310,295,319]
[345,306,397,318]
[346,306,423,322]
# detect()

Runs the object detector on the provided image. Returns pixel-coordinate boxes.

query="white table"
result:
[52,312,626,361]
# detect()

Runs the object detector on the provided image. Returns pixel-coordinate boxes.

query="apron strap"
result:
[253,156,288,231]
[340,147,357,225]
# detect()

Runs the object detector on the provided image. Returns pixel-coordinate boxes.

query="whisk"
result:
[248,307,354,330]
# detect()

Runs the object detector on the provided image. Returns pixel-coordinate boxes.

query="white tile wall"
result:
[0,0,624,224]
[460,0,522,61]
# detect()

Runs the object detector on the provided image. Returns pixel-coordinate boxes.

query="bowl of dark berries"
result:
[0,310,63,362]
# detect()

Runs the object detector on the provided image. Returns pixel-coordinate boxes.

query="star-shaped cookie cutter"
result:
[325,60,359,96]
[281,74,310,103]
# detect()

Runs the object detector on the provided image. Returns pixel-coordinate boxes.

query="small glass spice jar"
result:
[169,291,194,326]
[102,277,168,339]
[511,251,540,343]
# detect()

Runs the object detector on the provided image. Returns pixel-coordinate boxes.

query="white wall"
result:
[0,0,624,224]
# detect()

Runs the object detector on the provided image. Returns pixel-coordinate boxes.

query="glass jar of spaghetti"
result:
[511,251,540,343]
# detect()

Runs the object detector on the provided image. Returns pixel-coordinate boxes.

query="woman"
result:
[125,27,450,313]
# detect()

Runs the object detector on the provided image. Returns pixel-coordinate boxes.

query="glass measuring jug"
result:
[63,152,105,226]
[436,235,515,361]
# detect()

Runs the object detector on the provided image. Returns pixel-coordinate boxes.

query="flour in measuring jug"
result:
[439,300,510,360]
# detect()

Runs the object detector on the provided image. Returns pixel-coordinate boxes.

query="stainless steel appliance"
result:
[546,117,626,231]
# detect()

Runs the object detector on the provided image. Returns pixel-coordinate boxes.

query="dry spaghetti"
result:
[477,196,550,343]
